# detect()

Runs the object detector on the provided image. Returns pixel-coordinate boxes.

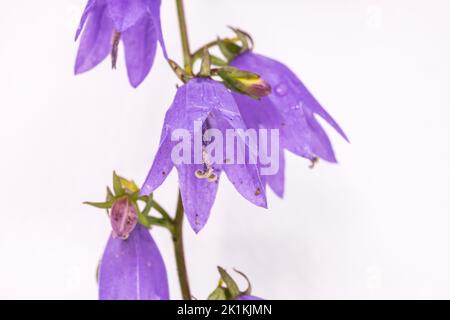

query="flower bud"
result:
[110,197,138,240]
[217,67,271,99]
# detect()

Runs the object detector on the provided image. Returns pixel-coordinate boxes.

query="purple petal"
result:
[140,132,174,196]
[231,52,348,142]
[210,111,267,208]
[178,164,221,233]
[75,0,98,41]
[281,106,337,163]
[106,0,147,32]
[232,93,285,197]
[99,224,169,300]
[74,4,113,74]
[266,149,285,198]
[237,295,264,300]
[147,0,168,59]
[121,15,157,87]
[222,163,267,208]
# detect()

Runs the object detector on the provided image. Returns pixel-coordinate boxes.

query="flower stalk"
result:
[172,191,191,300]
[176,0,192,75]
[173,0,192,300]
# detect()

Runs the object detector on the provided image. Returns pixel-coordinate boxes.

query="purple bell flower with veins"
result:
[75,0,167,87]
[99,224,169,300]
[230,52,349,198]
[140,77,267,233]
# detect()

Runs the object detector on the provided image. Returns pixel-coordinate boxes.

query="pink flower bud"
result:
[110,197,138,240]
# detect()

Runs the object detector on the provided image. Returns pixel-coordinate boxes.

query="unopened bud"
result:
[110,197,138,240]
[217,67,271,99]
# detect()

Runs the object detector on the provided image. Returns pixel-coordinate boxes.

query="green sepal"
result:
[112,171,124,196]
[208,287,227,300]
[168,59,192,83]
[199,48,211,77]
[106,187,114,202]
[228,27,253,52]
[210,55,227,67]
[83,200,114,209]
[217,266,240,299]
[218,38,241,61]
[233,268,252,296]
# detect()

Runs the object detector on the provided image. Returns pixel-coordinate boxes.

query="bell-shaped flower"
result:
[75,0,167,87]
[99,224,169,300]
[140,77,267,233]
[230,51,348,197]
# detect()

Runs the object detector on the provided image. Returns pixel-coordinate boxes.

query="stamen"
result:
[309,157,319,169]
[111,31,121,69]
[195,147,217,182]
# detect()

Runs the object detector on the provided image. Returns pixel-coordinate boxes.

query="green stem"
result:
[172,191,191,300]
[176,0,192,75]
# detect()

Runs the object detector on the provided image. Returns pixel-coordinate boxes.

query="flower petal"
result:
[147,0,168,59]
[211,114,267,208]
[231,52,348,142]
[121,15,157,87]
[74,4,113,74]
[237,295,264,300]
[178,164,221,233]
[75,0,98,41]
[265,149,285,198]
[282,106,337,163]
[106,0,147,32]
[140,132,174,196]
[99,224,169,300]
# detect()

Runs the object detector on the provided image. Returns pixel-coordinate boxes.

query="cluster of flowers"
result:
[76,0,347,300]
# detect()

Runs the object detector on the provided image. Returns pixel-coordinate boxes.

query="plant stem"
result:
[172,191,191,300]
[176,0,192,75]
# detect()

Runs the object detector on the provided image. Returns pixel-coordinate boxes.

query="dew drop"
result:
[275,83,288,96]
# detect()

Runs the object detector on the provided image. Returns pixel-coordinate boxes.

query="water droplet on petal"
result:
[275,83,288,97]
[291,101,305,116]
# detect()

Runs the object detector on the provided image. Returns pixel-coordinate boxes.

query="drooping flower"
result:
[140,77,267,233]
[99,224,169,300]
[75,0,167,87]
[230,51,348,197]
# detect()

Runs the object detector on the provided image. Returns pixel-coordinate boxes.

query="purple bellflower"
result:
[140,77,267,233]
[75,0,167,87]
[99,223,169,300]
[230,52,348,197]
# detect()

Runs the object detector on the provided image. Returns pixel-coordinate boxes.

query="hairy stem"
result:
[172,191,191,300]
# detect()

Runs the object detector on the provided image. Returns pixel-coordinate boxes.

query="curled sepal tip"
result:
[208,267,261,300]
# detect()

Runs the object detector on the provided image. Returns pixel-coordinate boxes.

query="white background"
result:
[0,0,449,299]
